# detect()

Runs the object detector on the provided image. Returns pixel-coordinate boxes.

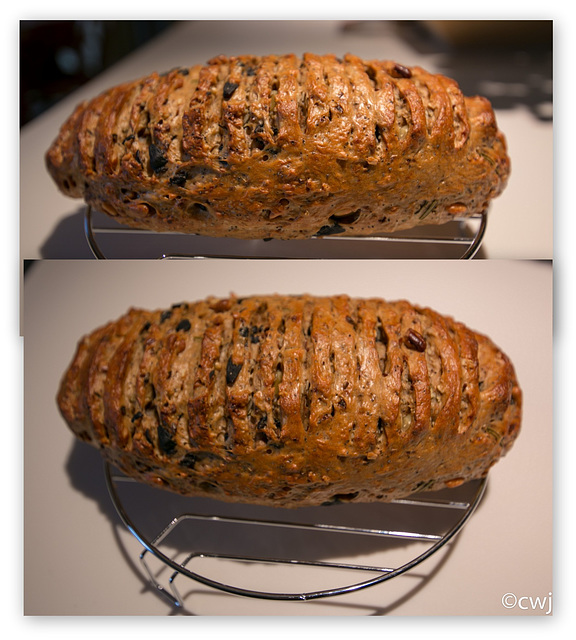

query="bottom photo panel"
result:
[23,259,552,616]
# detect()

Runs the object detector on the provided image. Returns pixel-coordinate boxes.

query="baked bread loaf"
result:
[57,294,521,507]
[46,53,510,239]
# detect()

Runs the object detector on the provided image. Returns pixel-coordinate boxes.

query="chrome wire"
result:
[84,206,487,261]
[105,463,487,603]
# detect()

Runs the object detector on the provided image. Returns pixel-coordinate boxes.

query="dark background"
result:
[20,20,175,126]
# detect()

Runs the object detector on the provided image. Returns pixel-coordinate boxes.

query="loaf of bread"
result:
[57,294,521,507]
[46,53,510,239]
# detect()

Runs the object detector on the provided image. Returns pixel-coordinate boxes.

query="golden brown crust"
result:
[46,54,510,239]
[57,294,521,507]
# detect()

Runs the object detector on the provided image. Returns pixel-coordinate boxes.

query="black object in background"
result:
[20,20,175,127]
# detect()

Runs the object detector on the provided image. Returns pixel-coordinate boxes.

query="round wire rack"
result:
[84,206,488,260]
[104,463,487,606]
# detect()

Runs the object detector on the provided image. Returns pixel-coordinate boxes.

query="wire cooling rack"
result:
[104,463,487,607]
[84,206,487,260]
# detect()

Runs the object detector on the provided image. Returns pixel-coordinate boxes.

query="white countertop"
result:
[19,20,553,260]
[23,258,552,616]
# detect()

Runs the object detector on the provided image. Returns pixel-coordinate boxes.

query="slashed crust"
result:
[46,54,510,239]
[57,295,522,507]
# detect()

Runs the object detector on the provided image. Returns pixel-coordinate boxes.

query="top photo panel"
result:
[20,19,553,260]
